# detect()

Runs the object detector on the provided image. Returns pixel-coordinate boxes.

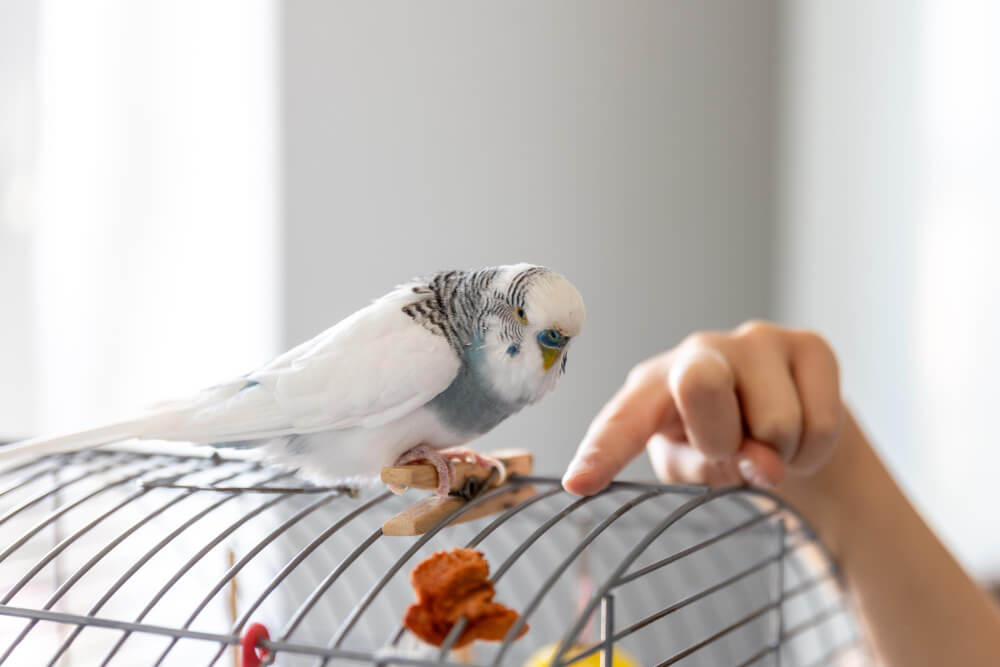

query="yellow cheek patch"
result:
[541,346,561,371]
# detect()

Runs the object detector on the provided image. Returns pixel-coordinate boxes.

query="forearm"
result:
[778,409,1000,666]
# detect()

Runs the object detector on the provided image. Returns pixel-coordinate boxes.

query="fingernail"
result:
[738,459,775,489]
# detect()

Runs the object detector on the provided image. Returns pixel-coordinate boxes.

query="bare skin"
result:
[562,321,1000,666]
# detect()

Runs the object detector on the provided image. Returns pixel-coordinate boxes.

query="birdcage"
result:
[0,445,866,666]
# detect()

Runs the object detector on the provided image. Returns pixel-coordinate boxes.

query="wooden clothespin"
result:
[380,449,535,536]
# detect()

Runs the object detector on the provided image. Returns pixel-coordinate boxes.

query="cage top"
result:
[0,447,863,667]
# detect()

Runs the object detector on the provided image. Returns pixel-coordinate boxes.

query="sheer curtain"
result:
[913,0,1000,576]
[0,0,39,439]
[6,0,279,438]
[778,0,1000,576]
[0,2,278,662]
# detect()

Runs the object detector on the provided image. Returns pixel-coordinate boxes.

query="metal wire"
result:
[0,448,865,666]
[205,491,397,667]
[326,481,539,656]
[0,457,212,661]
[46,461,271,665]
[99,470,301,665]
[151,490,344,665]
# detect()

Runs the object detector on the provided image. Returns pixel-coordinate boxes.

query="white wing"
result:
[152,285,461,444]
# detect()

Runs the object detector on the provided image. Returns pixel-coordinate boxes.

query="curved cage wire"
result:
[0,447,868,666]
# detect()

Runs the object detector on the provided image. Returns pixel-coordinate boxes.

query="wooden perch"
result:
[380,449,533,491]
[381,449,535,537]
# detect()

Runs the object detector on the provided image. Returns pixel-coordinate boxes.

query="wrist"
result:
[776,406,880,561]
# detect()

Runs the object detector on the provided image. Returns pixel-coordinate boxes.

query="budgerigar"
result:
[0,264,585,495]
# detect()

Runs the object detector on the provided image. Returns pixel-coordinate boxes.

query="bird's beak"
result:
[541,329,570,371]
[541,346,562,371]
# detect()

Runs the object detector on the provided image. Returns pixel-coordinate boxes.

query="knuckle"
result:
[673,357,733,407]
[807,412,842,446]
[625,360,656,386]
[734,319,777,341]
[751,412,802,450]
[680,331,722,351]
[795,329,836,360]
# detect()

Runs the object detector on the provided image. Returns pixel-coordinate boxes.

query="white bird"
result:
[0,264,585,495]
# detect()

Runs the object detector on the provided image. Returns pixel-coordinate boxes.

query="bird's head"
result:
[478,264,586,404]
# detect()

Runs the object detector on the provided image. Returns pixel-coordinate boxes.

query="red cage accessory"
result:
[240,622,271,667]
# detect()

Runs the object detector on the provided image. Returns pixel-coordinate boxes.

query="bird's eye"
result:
[514,307,527,324]
[537,329,565,348]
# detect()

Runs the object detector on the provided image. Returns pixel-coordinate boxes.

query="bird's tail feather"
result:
[0,382,292,466]
[0,415,171,465]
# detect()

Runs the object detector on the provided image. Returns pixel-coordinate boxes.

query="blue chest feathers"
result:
[426,346,526,435]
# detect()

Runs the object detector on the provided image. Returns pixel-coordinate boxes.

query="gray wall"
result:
[774,0,922,475]
[282,1,777,476]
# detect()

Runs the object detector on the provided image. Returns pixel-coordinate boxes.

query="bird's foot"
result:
[392,445,456,496]
[439,447,508,486]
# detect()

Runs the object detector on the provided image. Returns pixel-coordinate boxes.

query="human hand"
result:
[562,321,843,495]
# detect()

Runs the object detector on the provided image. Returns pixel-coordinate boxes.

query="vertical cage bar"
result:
[551,490,716,667]
[553,539,813,667]
[49,464,67,655]
[776,518,786,667]
[600,594,614,667]
[491,490,664,667]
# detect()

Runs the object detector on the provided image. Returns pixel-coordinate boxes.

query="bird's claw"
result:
[439,447,508,486]
[448,466,500,501]
[392,445,507,497]
[392,445,457,496]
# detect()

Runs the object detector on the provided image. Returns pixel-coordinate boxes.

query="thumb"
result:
[736,439,786,488]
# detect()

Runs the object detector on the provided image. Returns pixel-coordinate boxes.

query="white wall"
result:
[281,1,778,476]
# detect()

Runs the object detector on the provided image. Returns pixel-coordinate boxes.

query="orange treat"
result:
[403,548,528,648]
